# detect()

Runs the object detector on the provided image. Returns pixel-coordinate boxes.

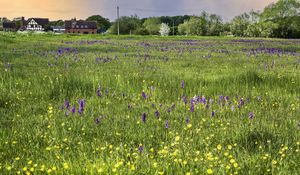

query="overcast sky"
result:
[0,0,276,21]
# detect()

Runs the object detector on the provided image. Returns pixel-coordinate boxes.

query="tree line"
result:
[107,0,300,38]
[1,0,299,38]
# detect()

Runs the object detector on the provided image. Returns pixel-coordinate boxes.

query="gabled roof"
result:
[65,20,97,29]
[27,18,49,26]
[3,21,16,29]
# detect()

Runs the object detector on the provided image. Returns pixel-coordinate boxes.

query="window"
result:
[76,25,79,28]
[85,25,88,28]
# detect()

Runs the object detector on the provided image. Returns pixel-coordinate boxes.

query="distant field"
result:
[0,33,299,175]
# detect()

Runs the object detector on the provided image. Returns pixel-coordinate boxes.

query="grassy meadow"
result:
[0,33,299,175]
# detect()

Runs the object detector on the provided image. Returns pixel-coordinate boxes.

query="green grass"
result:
[0,33,299,175]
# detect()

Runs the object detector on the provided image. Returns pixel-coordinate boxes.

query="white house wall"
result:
[26,19,44,31]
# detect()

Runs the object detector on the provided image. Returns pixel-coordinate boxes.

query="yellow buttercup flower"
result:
[207,168,213,174]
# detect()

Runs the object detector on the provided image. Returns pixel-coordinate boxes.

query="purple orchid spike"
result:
[181,81,184,89]
[165,120,169,129]
[186,116,189,124]
[183,96,187,105]
[155,110,160,118]
[95,118,101,124]
[249,112,254,119]
[138,146,144,153]
[190,103,195,112]
[142,113,146,122]
[141,92,147,99]
[64,100,70,110]
[71,105,76,114]
[96,89,102,97]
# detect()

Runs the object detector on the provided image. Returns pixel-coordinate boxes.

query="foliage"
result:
[143,17,161,35]
[86,15,111,32]
[49,20,65,27]
[178,12,223,36]
[159,23,170,36]
[230,13,250,37]
[109,15,141,35]
[230,0,300,38]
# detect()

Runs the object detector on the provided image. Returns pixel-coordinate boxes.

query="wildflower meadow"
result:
[0,33,299,174]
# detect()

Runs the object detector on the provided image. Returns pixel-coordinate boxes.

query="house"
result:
[65,20,97,34]
[25,18,49,31]
[3,21,17,32]
[51,26,65,33]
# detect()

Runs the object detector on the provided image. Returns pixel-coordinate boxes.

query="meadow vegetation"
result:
[0,33,299,174]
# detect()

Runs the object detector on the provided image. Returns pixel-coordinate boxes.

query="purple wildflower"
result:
[95,118,101,124]
[152,103,155,108]
[142,113,146,122]
[225,96,229,101]
[209,98,214,104]
[239,98,244,106]
[71,105,76,114]
[212,111,215,117]
[183,96,187,105]
[220,95,223,100]
[190,103,195,112]
[186,116,189,124]
[141,92,147,99]
[249,112,254,119]
[78,99,85,114]
[138,146,144,153]
[167,108,171,113]
[165,120,169,129]
[201,96,207,104]
[64,100,70,110]
[96,89,102,97]
[171,103,175,109]
[155,110,160,118]
[181,81,184,89]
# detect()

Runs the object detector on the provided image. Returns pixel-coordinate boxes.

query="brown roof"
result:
[3,21,16,29]
[26,18,49,26]
[65,20,97,29]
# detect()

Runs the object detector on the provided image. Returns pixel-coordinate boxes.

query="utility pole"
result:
[117,6,120,35]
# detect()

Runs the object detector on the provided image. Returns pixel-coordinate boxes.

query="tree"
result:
[143,17,161,35]
[49,20,64,26]
[207,14,223,36]
[159,23,170,36]
[109,15,141,35]
[86,15,111,32]
[260,0,300,38]
[178,12,223,36]
[230,13,250,37]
